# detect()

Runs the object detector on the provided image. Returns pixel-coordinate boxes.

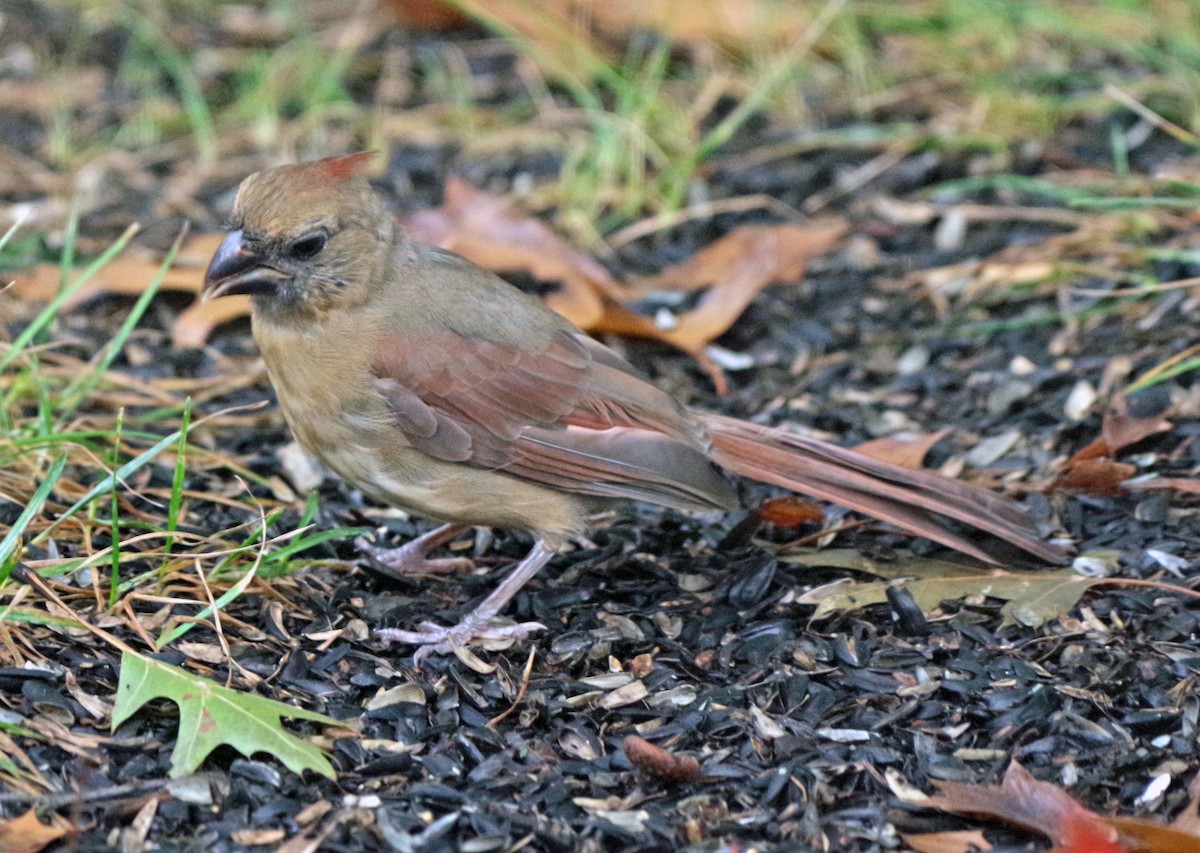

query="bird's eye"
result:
[288,231,327,260]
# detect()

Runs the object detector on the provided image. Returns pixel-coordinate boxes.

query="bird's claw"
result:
[355,535,474,576]
[376,620,547,673]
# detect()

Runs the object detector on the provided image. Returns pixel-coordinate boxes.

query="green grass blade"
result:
[0,454,67,582]
[59,228,187,420]
[298,489,320,528]
[109,410,125,607]
[32,427,182,545]
[258,526,369,577]
[1127,357,1200,392]
[0,211,27,256]
[0,222,139,375]
[161,398,193,572]
[130,16,217,161]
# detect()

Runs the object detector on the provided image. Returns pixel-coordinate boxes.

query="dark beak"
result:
[202,230,291,300]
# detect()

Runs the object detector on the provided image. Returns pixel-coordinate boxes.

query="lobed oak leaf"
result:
[112,651,342,778]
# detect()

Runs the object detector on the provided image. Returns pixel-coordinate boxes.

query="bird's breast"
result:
[251,310,586,537]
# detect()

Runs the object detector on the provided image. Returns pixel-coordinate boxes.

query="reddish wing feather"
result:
[372,329,736,511]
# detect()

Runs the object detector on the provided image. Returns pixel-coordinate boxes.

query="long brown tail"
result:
[701,413,1068,565]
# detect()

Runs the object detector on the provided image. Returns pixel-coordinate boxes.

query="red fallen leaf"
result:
[1069,395,1173,464]
[1070,435,1112,463]
[1050,458,1136,496]
[1057,394,1176,497]
[924,760,1128,853]
[855,429,950,470]
[1059,808,1129,853]
[757,496,824,527]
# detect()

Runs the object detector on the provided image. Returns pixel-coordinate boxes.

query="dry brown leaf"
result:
[1107,814,1200,853]
[1101,396,1173,456]
[854,429,949,470]
[8,232,242,347]
[405,181,844,389]
[622,735,702,783]
[1051,458,1136,496]
[9,232,224,305]
[1056,395,1175,496]
[1071,397,1173,464]
[379,0,474,30]
[1070,435,1114,463]
[901,829,993,853]
[446,0,826,57]
[1127,477,1200,496]
[402,176,621,329]
[0,808,72,853]
[925,760,1127,853]
[926,763,1200,853]
[173,294,253,348]
[757,495,824,527]
[640,220,847,351]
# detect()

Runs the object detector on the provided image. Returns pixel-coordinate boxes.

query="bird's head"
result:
[202,152,394,315]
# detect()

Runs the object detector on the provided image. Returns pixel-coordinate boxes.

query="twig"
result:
[0,777,174,807]
[486,646,537,729]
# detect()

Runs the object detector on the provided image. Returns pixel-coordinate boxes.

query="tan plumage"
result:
[204,153,1067,667]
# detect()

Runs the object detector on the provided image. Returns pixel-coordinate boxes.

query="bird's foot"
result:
[356,523,473,577]
[376,538,557,672]
[376,617,547,672]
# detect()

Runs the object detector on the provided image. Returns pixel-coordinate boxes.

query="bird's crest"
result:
[307,151,379,184]
[232,151,387,238]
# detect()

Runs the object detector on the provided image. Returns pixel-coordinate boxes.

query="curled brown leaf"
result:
[854,429,950,470]
[622,735,702,783]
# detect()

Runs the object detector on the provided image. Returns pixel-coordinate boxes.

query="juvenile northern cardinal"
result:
[203,153,1067,665]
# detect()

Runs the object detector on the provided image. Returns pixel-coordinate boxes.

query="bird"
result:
[202,152,1068,667]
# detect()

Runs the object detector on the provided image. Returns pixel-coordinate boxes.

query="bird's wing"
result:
[372,326,737,512]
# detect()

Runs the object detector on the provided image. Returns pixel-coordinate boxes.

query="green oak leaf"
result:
[112,651,341,778]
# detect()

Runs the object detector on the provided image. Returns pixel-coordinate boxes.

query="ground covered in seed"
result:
[2,4,1199,852]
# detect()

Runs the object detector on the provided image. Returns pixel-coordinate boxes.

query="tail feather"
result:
[701,413,1068,565]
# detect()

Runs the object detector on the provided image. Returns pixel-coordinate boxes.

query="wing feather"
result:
[372,327,736,512]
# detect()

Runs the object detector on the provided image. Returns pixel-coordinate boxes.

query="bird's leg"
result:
[357,523,473,576]
[376,538,555,668]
